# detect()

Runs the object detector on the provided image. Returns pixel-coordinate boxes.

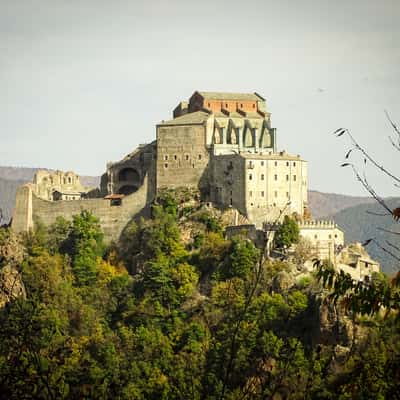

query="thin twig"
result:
[343,129,400,184]
[377,227,400,236]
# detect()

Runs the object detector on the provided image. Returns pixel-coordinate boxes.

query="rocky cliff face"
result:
[0,265,26,308]
[0,229,26,308]
[272,259,368,371]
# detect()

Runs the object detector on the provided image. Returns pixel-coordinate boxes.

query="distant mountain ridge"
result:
[0,166,101,188]
[308,190,376,219]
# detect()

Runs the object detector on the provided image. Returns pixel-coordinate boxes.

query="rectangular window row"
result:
[247,160,298,168]
[249,173,297,181]
[163,154,202,161]
[249,190,289,198]
[274,161,297,167]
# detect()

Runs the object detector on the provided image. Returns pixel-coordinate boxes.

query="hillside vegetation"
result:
[0,191,398,399]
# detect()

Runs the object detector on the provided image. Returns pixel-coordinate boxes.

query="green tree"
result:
[275,215,299,248]
[68,210,104,286]
[218,237,260,280]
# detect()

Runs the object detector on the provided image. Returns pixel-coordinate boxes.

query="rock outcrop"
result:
[0,229,26,308]
[0,264,26,308]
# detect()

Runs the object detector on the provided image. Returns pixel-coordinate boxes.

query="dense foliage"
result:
[0,204,399,399]
[274,215,300,248]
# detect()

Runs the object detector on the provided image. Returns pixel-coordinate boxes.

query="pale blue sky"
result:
[1,0,399,196]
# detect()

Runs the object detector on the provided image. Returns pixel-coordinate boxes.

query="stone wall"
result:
[156,124,210,190]
[12,176,150,242]
[210,154,246,215]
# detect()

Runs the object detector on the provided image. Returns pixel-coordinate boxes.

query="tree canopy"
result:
[0,203,399,399]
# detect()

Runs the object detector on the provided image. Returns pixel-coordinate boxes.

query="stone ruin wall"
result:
[12,176,150,241]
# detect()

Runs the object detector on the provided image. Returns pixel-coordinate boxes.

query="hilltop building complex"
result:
[100,91,307,228]
[11,91,379,279]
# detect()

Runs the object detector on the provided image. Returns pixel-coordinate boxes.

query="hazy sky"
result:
[1,0,399,196]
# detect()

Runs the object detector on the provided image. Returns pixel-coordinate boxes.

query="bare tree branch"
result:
[377,227,400,236]
[336,128,400,184]
[385,109,400,140]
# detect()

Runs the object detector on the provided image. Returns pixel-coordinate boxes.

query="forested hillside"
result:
[330,198,400,274]
[0,191,398,399]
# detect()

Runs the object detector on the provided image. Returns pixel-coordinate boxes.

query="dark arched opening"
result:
[118,168,140,183]
[118,185,138,195]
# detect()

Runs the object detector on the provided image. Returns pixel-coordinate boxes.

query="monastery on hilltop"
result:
[102,91,307,226]
[11,91,379,279]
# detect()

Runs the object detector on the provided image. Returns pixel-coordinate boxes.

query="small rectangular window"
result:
[164,163,168,168]
[286,161,289,166]
[274,191,278,197]
[261,191,265,197]
[185,155,189,161]
[164,155,168,161]
[111,198,122,206]
[286,175,289,181]
[249,174,252,180]
[261,161,264,166]
[174,155,177,160]
[286,192,289,198]
[198,154,202,160]
[293,175,297,181]
[261,174,265,180]
[293,162,296,167]
[274,161,278,167]
[274,174,278,181]
[249,191,253,197]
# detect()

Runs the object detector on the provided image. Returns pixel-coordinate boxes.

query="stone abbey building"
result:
[100,91,308,229]
[15,91,305,238]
